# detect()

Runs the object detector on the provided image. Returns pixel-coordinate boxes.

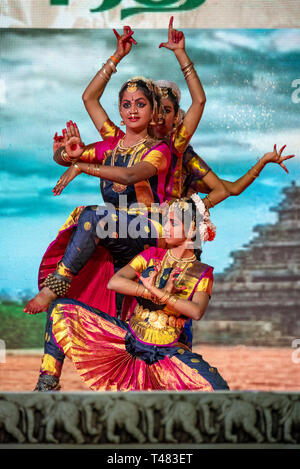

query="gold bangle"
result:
[185,70,197,81]
[61,149,71,162]
[206,194,215,208]
[181,61,194,71]
[108,58,117,73]
[158,291,171,304]
[167,295,178,306]
[143,289,153,300]
[183,65,196,79]
[98,70,109,83]
[72,162,81,174]
[202,196,212,209]
[135,284,144,297]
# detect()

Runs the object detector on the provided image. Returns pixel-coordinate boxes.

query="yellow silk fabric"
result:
[172,122,192,155]
[40,353,62,378]
[100,118,123,140]
[128,252,213,345]
[78,143,98,164]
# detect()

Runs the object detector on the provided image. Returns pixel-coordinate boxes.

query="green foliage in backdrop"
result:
[0,301,45,349]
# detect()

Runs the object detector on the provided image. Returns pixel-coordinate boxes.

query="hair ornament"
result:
[190,193,216,242]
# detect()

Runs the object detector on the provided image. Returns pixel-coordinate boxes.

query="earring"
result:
[149,114,156,126]
[120,120,125,126]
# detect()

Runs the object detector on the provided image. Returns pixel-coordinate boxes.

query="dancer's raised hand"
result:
[262,144,295,173]
[53,131,66,154]
[113,26,137,61]
[64,120,85,159]
[159,16,185,51]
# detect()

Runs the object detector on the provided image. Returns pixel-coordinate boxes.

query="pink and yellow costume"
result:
[47,247,229,391]
[37,120,211,377]
[100,118,212,201]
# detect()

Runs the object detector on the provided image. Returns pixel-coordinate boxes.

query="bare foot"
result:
[23,287,57,314]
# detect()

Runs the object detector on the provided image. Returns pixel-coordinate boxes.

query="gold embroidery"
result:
[56,262,74,279]
[84,222,91,231]
[130,304,185,345]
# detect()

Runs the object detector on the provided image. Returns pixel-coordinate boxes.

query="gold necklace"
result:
[168,249,196,263]
[118,135,149,152]
[110,135,149,193]
[154,249,196,288]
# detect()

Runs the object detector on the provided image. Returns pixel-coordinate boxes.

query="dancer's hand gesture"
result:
[53,131,66,154]
[113,26,137,61]
[62,120,85,160]
[52,164,80,196]
[159,16,185,51]
[136,261,160,295]
[164,267,187,294]
[262,144,295,174]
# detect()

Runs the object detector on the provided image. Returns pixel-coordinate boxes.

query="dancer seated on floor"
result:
[44,194,229,391]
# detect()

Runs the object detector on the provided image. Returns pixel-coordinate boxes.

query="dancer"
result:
[24,21,224,316]
[60,17,295,204]
[53,18,228,206]
[46,195,229,391]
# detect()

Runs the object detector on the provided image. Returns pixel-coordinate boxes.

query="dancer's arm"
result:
[108,263,210,321]
[183,144,295,209]
[52,143,169,196]
[192,145,295,208]
[160,17,206,149]
[82,26,136,134]
[211,144,295,196]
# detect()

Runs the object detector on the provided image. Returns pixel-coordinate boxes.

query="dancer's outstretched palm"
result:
[262,144,295,174]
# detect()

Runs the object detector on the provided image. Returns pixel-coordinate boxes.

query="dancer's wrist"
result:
[112,51,122,62]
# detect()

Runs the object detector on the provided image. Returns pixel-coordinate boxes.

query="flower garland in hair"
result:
[190,193,216,242]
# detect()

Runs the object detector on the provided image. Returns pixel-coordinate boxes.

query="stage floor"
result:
[1,345,299,392]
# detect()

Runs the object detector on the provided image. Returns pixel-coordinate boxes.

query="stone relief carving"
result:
[0,392,299,445]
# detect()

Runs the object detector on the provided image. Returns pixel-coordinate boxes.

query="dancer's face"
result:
[119,89,152,132]
[163,210,188,247]
[153,97,177,138]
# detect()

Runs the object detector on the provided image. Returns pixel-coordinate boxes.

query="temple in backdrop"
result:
[194,180,300,346]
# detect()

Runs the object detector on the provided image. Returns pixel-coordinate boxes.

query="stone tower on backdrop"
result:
[194,180,300,346]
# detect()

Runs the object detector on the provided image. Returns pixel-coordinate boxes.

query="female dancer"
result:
[77,17,294,204]
[46,194,229,391]
[24,21,229,316]
[52,18,228,206]
[24,81,171,316]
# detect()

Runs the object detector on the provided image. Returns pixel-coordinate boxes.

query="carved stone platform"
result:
[0,392,299,447]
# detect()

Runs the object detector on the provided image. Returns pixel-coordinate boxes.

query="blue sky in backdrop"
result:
[0,28,299,297]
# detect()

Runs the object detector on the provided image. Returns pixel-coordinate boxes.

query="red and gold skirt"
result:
[49,298,229,392]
